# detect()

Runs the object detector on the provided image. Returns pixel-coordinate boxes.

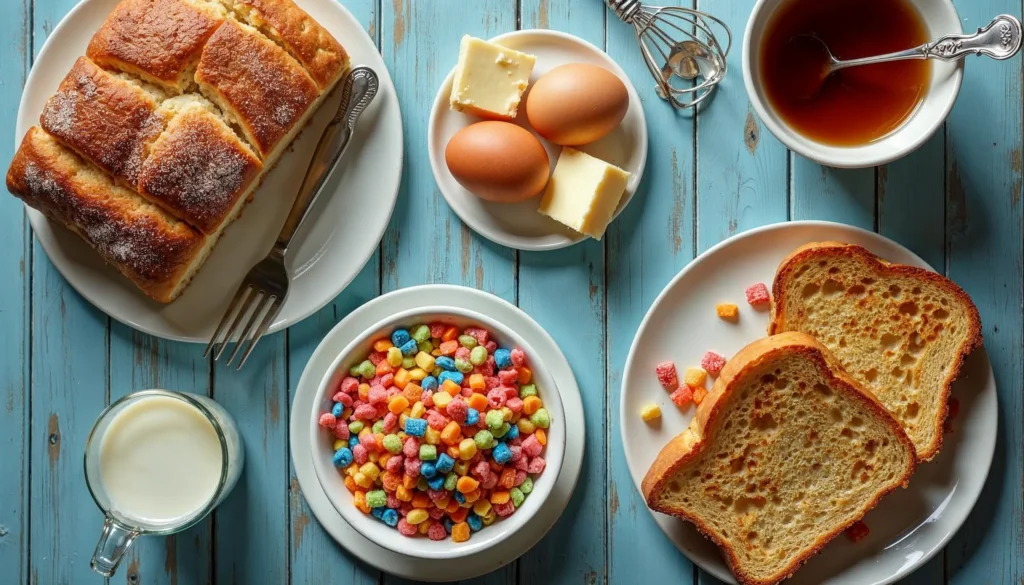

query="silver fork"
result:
[205,66,380,369]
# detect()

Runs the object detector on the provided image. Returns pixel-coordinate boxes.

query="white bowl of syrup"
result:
[742,0,963,168]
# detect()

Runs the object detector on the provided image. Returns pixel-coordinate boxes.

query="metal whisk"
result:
[607,0,731,109]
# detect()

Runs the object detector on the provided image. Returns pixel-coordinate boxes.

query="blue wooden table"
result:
[3,0,1021,583]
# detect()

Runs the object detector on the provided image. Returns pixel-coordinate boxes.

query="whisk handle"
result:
[607,0,642,23]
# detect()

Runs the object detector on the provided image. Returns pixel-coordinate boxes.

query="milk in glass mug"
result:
[84,390,243,577]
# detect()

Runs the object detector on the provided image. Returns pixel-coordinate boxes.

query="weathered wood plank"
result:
[695,0,789,247]
[605,1,699,581]
[516,2,608,584]
[944,1,1024,583]
[29,1,110,582]
[0,2,30,584]
[379,0,517,297]
[29,252,109,585]
[379,1,517,583]
[107,329,213,585]
[212,334,290,584]
[791,162,875,228]
[285,0,382,582]
[878,133,946,269]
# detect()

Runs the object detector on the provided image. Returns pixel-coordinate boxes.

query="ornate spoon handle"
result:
[925,14,1022,61]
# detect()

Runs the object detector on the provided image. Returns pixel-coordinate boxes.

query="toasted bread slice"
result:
[642,333,915,585]
[768,242,982,461]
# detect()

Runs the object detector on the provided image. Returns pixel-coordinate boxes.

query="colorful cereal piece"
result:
[404,418,427,437]
[529,408,550,429]
[520,476,533,494]
[701,351,726,375]
[655,361,678,389]
[845,520,870,542]
[693,386,709,405]
[494,349,512,369]
[641,404,662,422]
[451,521,471,542]
[683,368,707,388]
[670,385,694,408]
[745,282,771,305]
[716,303,739,320]
[333,448,353,467]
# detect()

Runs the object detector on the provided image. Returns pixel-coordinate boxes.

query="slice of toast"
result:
[768,242,982,461]
[642,333,915,585]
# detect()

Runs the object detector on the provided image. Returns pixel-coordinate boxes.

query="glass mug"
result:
[84,390,243,577]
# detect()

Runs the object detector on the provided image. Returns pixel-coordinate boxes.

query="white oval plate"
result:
[428,29,648,251]
[15,0,403,342]
[290,285,585,581]
[621,221,996,585]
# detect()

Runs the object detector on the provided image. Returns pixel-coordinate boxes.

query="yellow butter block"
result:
[449,35,536,119]
[640,403,662,422]
[538,147,631,240]
[684,367,707,388]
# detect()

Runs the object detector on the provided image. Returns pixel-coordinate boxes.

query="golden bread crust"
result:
[768,241,983,461]
[139,104,263,234]
[87,0,225,91]
[7,128,207,303]
[641,332,916,585]
[40,57,168,187]
[9,0,346,302]
[223,0,349,89]
[195,18,319,158]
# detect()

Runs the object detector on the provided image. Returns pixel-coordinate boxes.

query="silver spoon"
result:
[794,14,1022,97]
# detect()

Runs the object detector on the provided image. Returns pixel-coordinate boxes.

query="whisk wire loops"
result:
[608,1,732,109]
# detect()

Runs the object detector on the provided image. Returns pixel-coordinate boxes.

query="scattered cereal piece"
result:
[641,404,662,422]
[670,386,693,408]
[701,351,726,375]
[716,303,739,321]
[693,386,708,405]
[451,521,471,542]
[683,368,707,388]
[745,282,770,306]
[655,361,678,389]
[845,521,870,542]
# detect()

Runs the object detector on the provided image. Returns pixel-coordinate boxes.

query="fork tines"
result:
[204,282,283,369]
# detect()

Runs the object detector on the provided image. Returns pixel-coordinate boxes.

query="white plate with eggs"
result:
[428,29,648,251]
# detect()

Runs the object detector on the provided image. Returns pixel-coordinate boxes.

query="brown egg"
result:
[445,121,550,202]
[526,63,629,146]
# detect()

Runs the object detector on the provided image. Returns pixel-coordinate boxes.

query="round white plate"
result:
[428,29,648,251]
[621,221,997,585]
[16,0,403,342]
[289,285,585,581]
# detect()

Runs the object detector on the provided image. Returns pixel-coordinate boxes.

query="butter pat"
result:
[538,148,631,240]
[449,35,536,120]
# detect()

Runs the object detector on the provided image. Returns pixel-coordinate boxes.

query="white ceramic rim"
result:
[289,284,585,581]
[308,304,567,560]
[742,0,964,168]
[428,28,648,251]
[620,220,996,584]
[15,0,403,342]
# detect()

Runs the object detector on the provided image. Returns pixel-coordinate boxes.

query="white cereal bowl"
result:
[309,306,565,560]
[742,0,963,168]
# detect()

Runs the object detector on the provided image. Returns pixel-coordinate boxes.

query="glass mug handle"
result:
[91,516,140,577]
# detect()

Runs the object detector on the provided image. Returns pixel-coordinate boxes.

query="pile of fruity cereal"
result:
[319,323,550,542]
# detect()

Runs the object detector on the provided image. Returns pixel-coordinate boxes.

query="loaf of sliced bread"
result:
[768,242,982,461]
[642,333,915,585]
